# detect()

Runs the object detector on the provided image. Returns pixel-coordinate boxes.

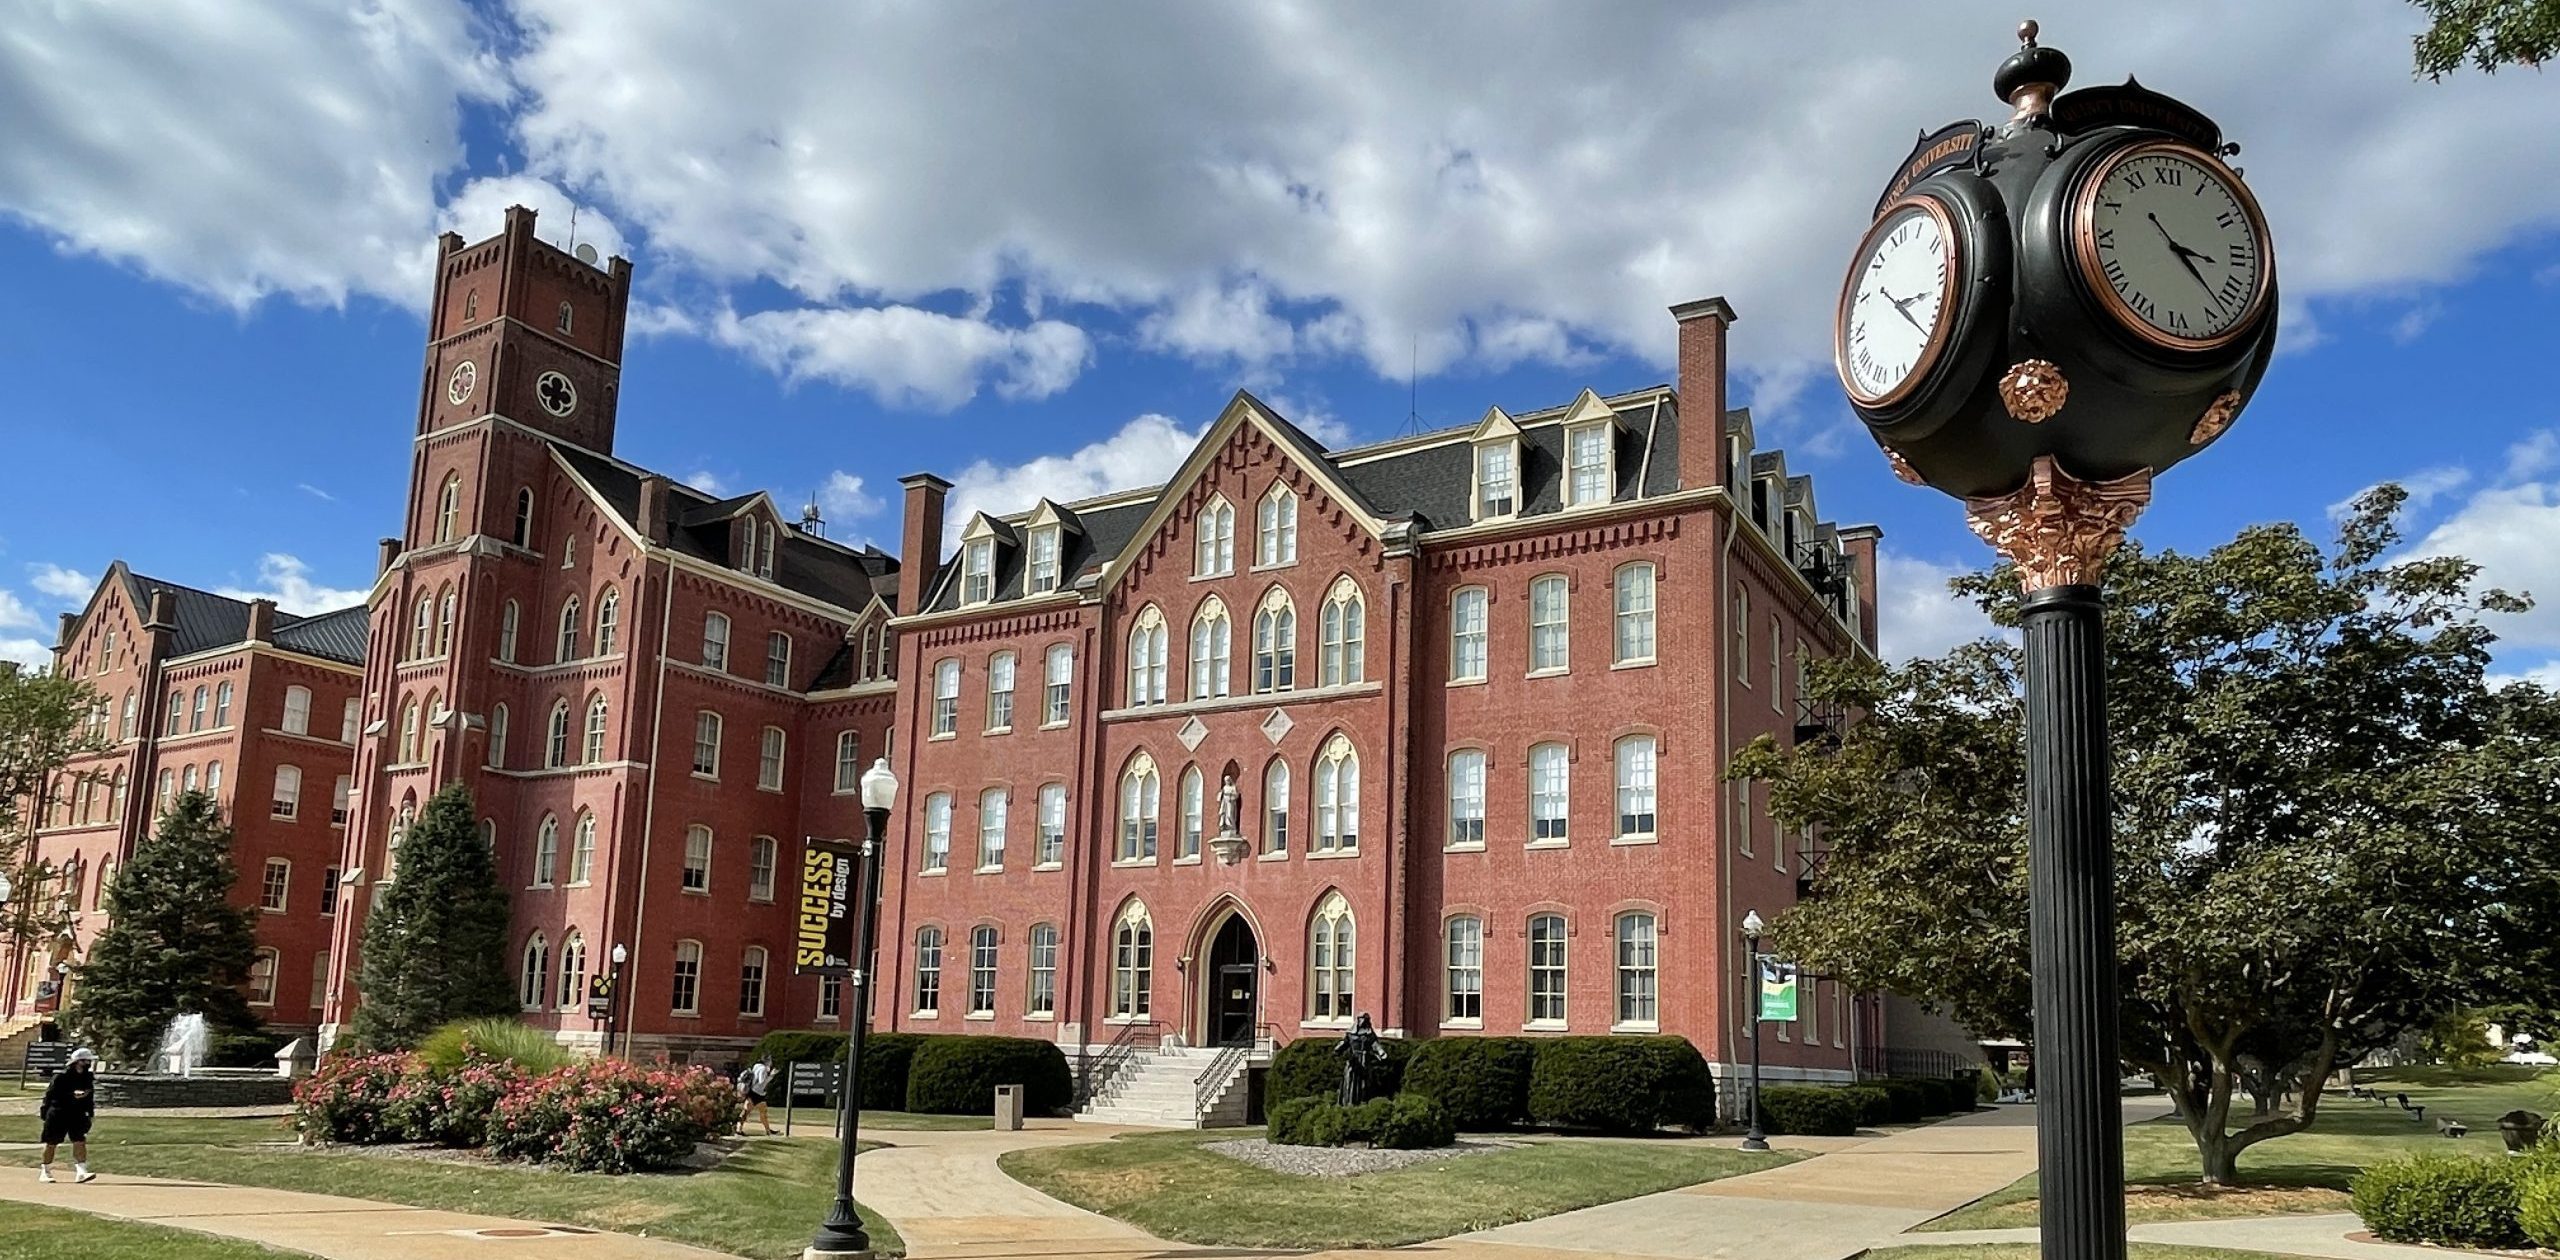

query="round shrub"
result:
[1266,1095,1329,1146]
[1934,1075,1978,1114]
[2520,1162,2560,1249]
[2351,1154,2527,1248]
[1376,1094,1457,1149]
[1837,1084,1893,1129]
[1269,1034,1414,1106]
[904,1035,1073,1116]
[1527,1036,1715,1135]
[385,1052,530,1148]
[1871,1078,1931,1123]
[1338,1097,1396,1144]
[490,1060,743,1172]
[1402,1037,1535,1131]
[417,1018,570,1076]
[293,1052,414,1145]
[1755,1085,1861,1136]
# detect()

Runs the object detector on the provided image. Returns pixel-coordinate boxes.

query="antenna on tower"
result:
[565,205,580,257]
[800,491,826,538]
[1400,333,1424,437]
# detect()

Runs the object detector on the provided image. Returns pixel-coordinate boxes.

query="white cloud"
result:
[2488,659,2560,690]
[0,589,38,631]
[1875,548,2008,663]
[434,173,627,264]
[2329,465,2471,519]
[0,638,50,670]
[819,472,885,521]
[0,0,504,308]
[215,554,370,616]
[709,306,1093,411]
[2407,479,2560,649]
[943,413,1205,546]
[2508,430,2558,482]
[26,564,92,604]
[682,470,731,496]
[296,483,338,503]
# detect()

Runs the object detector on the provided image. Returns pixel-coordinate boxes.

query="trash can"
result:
[2499,1110,2545,1155]
[993,1083,1024,1131]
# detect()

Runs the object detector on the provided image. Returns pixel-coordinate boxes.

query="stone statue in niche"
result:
[1216,772,1241,839]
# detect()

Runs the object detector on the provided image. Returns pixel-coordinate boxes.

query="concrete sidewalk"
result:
[1892,1212,2486,1259]
[0,1172,731,1260]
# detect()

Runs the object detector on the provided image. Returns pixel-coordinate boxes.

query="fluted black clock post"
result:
[1832,23,2278,1260]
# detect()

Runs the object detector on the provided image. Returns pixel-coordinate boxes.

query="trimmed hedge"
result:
[1755,1085,1861,1137]
[1376,1094,1457,1149]
[2522,1163,2560,1249]
[1267,1095,1328,1146]
[2352,1154,2530,1248]
[1401,1037,1536,1131]
[744,1030,928,1108]
[1837,1084,1893,1129]
[1527,1036,1715,1135]
[1266,1094,1455,1149]
[1872,1078,1932,1123]
[1269,1034,1413,1106]
[1929,1075,1977,1114]
[905,1035,1073,1116]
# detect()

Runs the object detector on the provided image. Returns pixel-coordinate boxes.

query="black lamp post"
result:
[606,942,629,1060]
[1833,23,2277,1260]
[1739,909,1770,1153]
[806,758,898,1260]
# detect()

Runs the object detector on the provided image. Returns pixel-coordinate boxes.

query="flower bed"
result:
[295,1051,742,1174]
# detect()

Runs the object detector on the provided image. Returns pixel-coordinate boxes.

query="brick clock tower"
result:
[323,207,637,1042]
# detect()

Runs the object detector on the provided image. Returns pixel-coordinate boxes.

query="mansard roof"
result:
[551,442,898,616]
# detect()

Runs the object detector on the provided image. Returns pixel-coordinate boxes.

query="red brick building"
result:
[880,298,1888,1117]
[13,569,366,1033]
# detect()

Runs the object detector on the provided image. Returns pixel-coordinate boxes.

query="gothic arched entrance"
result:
[1198,912,1261,1047]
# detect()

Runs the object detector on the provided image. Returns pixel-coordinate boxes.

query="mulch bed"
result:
[1206,1136,1519,1178]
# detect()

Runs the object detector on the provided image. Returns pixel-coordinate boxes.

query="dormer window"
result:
[1566,422,1613,507]
[759,521,777,579]
[1028,526,1061,594]
[962,538,995,604]
[1474,443,1516,519]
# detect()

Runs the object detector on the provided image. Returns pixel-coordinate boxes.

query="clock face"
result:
[536,370,578,417]
[446,361,476,407]
[1837,198,1959,407]
[2076,143,2271,349]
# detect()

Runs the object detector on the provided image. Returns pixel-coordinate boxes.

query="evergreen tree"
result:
[351,783,516,1049]
[67,791,259,1065]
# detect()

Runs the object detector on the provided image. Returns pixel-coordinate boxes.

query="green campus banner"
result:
[1757,958,1799,1023]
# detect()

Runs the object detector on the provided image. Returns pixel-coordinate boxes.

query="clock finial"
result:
[1994,18,2071,124]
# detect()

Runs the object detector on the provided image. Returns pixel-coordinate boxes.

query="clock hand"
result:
[2146,212,2220,300]
[1880,290,1929,333]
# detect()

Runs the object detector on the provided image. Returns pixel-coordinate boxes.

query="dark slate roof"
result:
[116,570,366,666]
[553,443,898,616]
[923,494,1153,613]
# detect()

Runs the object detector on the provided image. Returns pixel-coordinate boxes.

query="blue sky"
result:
[1,0,2554,685]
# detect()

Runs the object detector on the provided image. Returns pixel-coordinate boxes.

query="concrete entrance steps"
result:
[0,1016,44,1076]
[1074,1045,1250,1128]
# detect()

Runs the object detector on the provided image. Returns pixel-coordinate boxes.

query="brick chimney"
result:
[143,589,177,654]
[246,598,277,644]
[55,613,76,651]
[377,537,403,577]
[1670,297,1738,491]
[1838,524,1884,654]
[897,473,953,615]
[636,474,671,543]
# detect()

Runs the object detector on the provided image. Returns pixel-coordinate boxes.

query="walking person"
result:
[738,1057,778,1136]
[39,1048,100,1183]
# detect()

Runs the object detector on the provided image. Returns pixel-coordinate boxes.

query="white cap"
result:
[66,1047,96,1064]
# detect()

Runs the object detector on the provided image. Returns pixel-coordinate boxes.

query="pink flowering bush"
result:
[293,1052,417,1145]
[385,1051,530,1148]
[490,1060,745,1173]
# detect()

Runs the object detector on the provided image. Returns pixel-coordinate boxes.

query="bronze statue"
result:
[1334,1013,1388,1104]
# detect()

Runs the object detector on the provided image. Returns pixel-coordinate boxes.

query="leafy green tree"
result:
[350,783,516,1049]
[1733,487,2559,1183]
[2412,0,2560,77]
[66,791,260,1064]
[1,663,108,969]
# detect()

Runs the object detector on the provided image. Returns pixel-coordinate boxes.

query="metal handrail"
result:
[1192,1023,1270,1116]
[1075,1019,1161,1106]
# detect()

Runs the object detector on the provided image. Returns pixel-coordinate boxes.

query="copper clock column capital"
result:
[2189,390,2242,446]
[1998,359,2069,423]
[1965,456,2153,592]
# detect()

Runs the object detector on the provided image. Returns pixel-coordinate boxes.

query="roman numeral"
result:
[2219,275,2248,304]
[2167,309,2190,331]
[2126,170,2147,191]
[2102,259,2128,286]
[2130,292,2156,319]
[2228,243,2252,265]
[2097,227,2116,250]
[2159,166,2182,187]
[2102,199,2123,212]
[2216,209,2240,229]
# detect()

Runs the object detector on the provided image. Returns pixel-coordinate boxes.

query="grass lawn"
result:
[1919,1066,2558,1233]
[0,1113,902,1260]
[0,1201,307,1259]
[999,1128,1795,1250]
[774,1108,990,1133]
[1868,1246,2302,1260]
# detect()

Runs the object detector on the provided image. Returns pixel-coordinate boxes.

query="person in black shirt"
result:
[39,1047,99,1183]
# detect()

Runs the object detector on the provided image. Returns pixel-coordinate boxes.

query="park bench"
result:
[2438,1116,2468,1138]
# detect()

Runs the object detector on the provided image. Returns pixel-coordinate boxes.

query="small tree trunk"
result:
[2196,1127,2241,1184]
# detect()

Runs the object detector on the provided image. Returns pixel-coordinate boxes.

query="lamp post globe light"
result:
[607,942,629,1060]
[807,758,898,1260]
[1739,910,1770,1153]
[1835,22,2276,1260]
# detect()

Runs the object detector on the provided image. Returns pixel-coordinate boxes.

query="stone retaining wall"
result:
[94,1073,296,1108]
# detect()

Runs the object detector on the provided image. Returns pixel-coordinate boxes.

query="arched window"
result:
[546,700,571,767]
[913,927,944,1015]
[499,599,520,663]
[521,933,549,1010]
[1110,901,1152,1019]
[399,699,422,764]
[183,764,198,793]
[120,689,136,740]
[248,949,279,1007]
[930,658,960,736]
[1528,913,1568,1025]
[922,792,952,871]
[533,815,559,887]
[165,689,183,736]
[109,768,126,819]
[834,731,861,792]
[513,487,534,548]
[464,289,478,321]
[749,834,777,900]
[1308,892,1355,1022]
[967,926,998,1015]
[1614,735,1659,839]
[670,940,702,1015]
[1615,912,1659,1028]
[437,473,462,543]
[1529,574,1570,673]
[758,726,785,790]
[740,945,769,1017]
[214,681,234,728]
[1043,643,1074,725]
[584,692,609,763]
[1315,735,1359,853]
[557,931,587,1012]
[1127,606,1167,706]
[487,703,508,769]
[1447,749,1487,848]
[562,534,576,569]
[208,761,226,796]
[1252,588,1295,693]
[557,300,574,334]
[1117,753,1159,862]
[1194,495,1235,576]
[1614,563,1658,664]
[1028,923,1059,1016]
[1188,596,1231,700]
[191,685,207,731]
[341,697,360,744]
[702,612,731,671]
[282,685,311,735]
[692,710,722,776]
[682,824,713,892]
[985,650,1014,729]
[977,788,1007,870]
[1256,485,1298,567]
[271,765,301,820]
[437,587,456,657]
[1319,577,1364,686]
[759,522,777,580]
[1178,765,1204,860]
[571,811,597,884]
[595,588,620,655]
[1263,758,1290,856]
[259,858,290,912]
[1445,916,1484,1023]
[557,596,582,662]
[1530,742,1570,844]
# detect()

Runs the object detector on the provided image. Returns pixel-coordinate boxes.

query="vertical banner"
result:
[1757,958,1799,1023]
[796,840,857,975]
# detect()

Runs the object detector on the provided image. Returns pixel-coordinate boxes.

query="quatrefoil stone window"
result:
[446,360,477,406]
[536,370,578,417]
